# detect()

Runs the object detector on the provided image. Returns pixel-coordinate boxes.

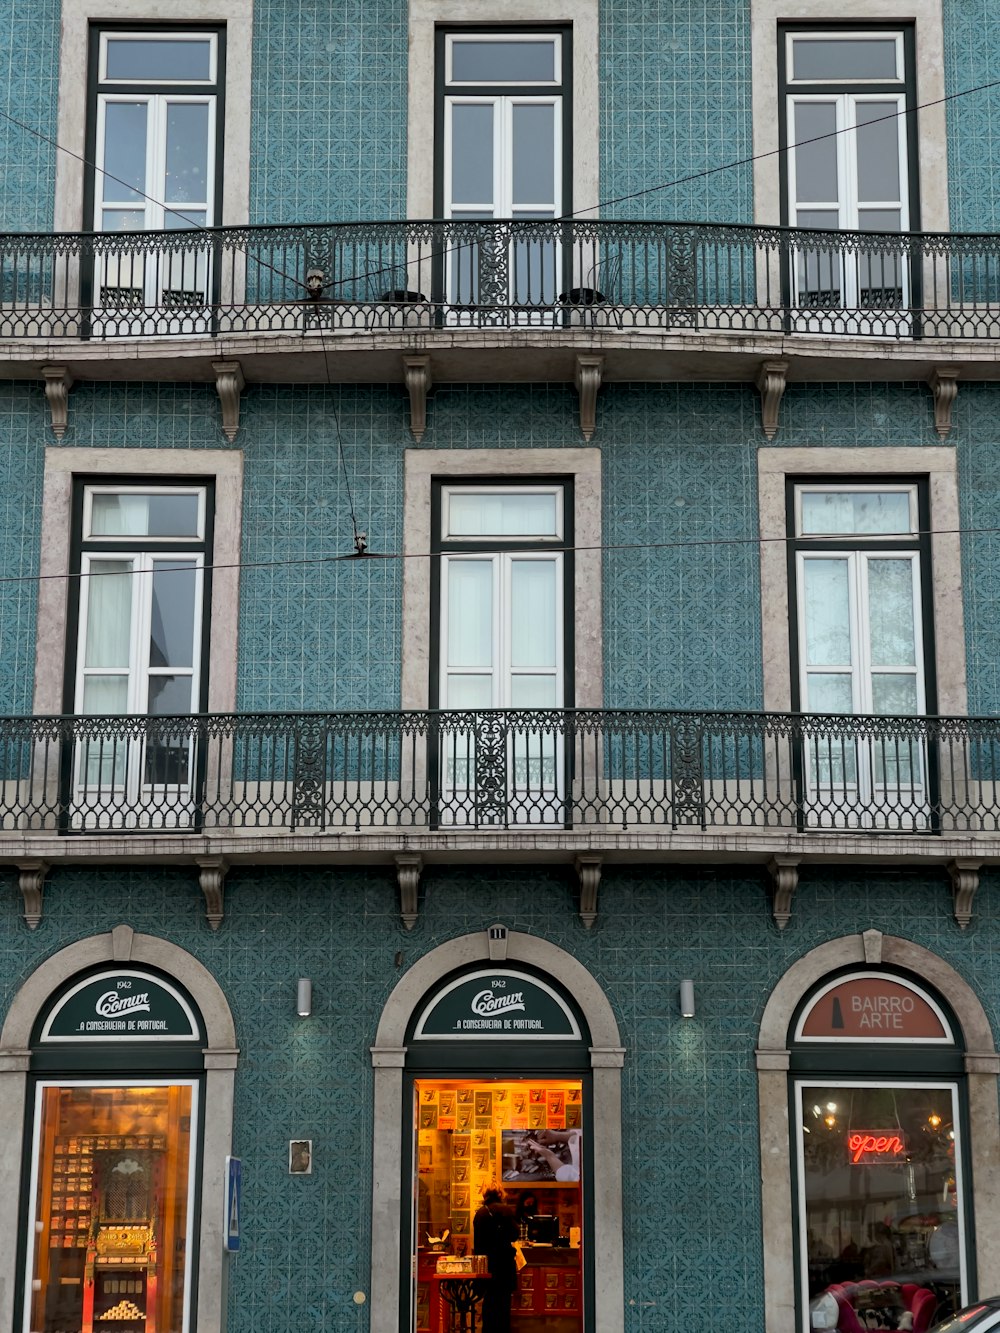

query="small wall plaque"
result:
[289,1140,312,1175]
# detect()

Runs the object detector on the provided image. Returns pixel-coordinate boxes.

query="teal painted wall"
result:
[0,863,995,1331]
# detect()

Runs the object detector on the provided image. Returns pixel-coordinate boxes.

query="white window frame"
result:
[54,0,252,234]
[756,448,967,718]
[98,30,219,84]
[439,550,565,710]
[443,94,563,222]
[445,32,562,86]
[749,0,947,233]
[21,1077,201,1333]
[794,481,918,539]
[785,91,910,236]
[82,485,208,542]
[75,550,206,719]
[32,449,243,720]
[94,92,218,233]
[793,1078,970,1333]
[407,0,598,220]
[402,448,601,713]
[441,482,564,540]
[785,29,904,84]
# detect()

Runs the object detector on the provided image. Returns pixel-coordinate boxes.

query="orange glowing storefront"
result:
[18,967,205,1333]
[404,966,592,1333]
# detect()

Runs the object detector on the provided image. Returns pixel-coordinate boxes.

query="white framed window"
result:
[92,30,219,234]
[437,484,565,711]
[438,28,568,313]
[70,483,210,816]
[781,25,916,321]
[790,481,931,821]
[87,26,222,324]
[433,478,571,825]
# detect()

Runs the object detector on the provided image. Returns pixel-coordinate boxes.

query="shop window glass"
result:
[24,1081,198,1333]
[414,1077,583,1333]
[798,1082,966,1330]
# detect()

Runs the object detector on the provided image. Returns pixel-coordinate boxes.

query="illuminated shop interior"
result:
[414,1076,583,1332]
[25,1082,196,1333]
[800,1084,964,1330]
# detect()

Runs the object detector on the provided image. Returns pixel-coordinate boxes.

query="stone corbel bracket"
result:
[212,360,246,443]
[403,355,432,442]
[41,366,74,440]
[196,857,229,930]
[928,366,960,439]
[756,360,789,440]
[17,859,49,929]
[396,853,423,930]
[948,858,981,929]
[575,855,602,929]
[574,354,604,441]
[767,856,799,929]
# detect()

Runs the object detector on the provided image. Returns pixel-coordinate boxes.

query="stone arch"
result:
[369,926,625,1333]
[0,926,238,1333]
[756,932,1000,1333]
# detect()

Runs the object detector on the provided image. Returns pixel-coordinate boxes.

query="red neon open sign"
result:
[848,1132,907,1164]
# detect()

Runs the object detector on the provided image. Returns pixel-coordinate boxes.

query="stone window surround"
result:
[0,926,239,1333]
[407,0,600,220]
[369,927,625,1333]
[401,448,602,712]
[751,0,949,232]
[758,446,967,716]
[54,0,253,234]
[32,448,244,717]
[756,932,1000,1333]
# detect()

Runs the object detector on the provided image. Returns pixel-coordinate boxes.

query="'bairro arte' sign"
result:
[795,972,952,1044]
[413,970,581,1040]
[40,969,200,1042]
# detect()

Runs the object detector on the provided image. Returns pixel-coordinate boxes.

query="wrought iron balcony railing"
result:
[1,709,1000,836]
[1,219,999,342]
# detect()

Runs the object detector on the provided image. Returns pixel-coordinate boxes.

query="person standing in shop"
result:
[473,1187,518,1333]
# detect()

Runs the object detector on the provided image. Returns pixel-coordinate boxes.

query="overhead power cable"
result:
[1,521,996,588]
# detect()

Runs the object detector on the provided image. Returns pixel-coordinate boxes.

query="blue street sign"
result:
[224,1156,242,1252]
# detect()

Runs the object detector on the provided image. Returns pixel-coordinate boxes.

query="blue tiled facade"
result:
[2,3,1000,1333]
[0,863,996,1332]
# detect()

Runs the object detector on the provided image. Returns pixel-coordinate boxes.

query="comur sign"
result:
[40,969,201,1042]
[413,970,581,1040]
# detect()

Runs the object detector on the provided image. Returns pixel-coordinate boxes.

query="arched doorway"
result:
[0,926,237,1333]
[756,932,1000,1333]
[369,925,625,1333]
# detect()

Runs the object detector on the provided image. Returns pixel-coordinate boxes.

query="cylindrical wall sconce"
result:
[679,980,695,1018]
[297,978,313,1018]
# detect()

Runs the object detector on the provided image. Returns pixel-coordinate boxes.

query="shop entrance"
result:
[404,962,593,1333]
[17,965,206,1333]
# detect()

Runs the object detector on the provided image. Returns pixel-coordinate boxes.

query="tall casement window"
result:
[788,481,934,823]
[85,26,224,315]
[780,25,918,313]
[431,480,573,824]
[791,970,970,1332]
[67,483,212,821]
[436,28,571,308]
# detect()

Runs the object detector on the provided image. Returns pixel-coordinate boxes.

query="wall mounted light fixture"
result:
[297,978,313,1018]
[679,980,695,1018]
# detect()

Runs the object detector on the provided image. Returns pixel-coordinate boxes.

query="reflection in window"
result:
[799,1084,966,1330]
[25,1082,198,1333]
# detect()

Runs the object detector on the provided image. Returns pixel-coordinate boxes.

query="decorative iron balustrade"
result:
[0,219,999,341]
[0,709,999,835]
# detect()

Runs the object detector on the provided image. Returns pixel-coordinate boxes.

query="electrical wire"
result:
[5,521,999,587]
